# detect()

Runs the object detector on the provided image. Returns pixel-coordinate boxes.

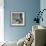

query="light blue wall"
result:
[4,0,40,42]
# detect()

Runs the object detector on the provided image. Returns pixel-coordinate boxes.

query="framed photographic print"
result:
[11,11,25,26]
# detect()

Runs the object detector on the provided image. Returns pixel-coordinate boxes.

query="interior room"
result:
[0,0,46,46]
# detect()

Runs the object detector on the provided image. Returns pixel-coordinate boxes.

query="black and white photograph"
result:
[11,12,25,26]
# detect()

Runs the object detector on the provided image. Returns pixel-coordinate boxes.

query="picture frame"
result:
[11,11,25,26]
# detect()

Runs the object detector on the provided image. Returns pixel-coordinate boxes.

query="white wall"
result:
[0,0,4,42]
[40,0,46,9]
[40,0,46,27]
